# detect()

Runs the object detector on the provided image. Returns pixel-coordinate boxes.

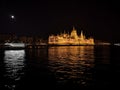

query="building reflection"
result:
[48,46,94,62]
[4,50,25,90]
[48,46,94,87]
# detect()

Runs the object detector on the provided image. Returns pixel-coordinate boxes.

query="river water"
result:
[0,45,120,89]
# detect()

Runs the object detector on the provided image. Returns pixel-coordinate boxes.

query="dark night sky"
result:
[0,0,120,42]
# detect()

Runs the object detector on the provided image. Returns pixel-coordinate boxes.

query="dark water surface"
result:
[0,45,120,89]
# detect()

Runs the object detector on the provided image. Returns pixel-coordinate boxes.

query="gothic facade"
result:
[48,27,94,45]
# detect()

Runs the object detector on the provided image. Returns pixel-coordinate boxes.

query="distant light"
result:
[114,43,120,46]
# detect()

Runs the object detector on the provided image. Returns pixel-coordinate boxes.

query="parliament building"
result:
[48,27,94,45]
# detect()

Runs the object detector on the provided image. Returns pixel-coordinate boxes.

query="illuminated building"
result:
[48,27,94,45]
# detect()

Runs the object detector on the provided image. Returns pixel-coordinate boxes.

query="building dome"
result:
[71,27,78,39]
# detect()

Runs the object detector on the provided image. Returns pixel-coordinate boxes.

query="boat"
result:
[4,42,25,49]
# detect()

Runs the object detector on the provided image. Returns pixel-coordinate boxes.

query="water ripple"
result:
[4,50,25,90]
[48,46,95,87]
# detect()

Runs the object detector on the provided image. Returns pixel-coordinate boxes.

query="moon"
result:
[10,15,15,19]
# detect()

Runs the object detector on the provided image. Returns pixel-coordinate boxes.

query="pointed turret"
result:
[73,26,75,30]
[63,30,66,34]
[80,30,85,40]
[80,30,83,37]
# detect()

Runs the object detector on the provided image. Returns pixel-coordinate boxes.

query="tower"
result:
[71,26,78,39]
[80,30,85,40]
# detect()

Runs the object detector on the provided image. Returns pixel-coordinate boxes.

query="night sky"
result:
[0,0,120,42]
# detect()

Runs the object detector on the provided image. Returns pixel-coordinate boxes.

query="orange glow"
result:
[48,46,94,84]
[48,27,94,45]
[48,46,94,64]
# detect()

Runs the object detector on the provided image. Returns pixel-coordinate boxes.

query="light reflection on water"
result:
[4,50,25,90]
[0,46,114,89]
[48,46,95,87]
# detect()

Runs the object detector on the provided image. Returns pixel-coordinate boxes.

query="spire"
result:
[80,30,84,39]
[81,30,83,36]
[64,30,66,34]
[73,26,75,30]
